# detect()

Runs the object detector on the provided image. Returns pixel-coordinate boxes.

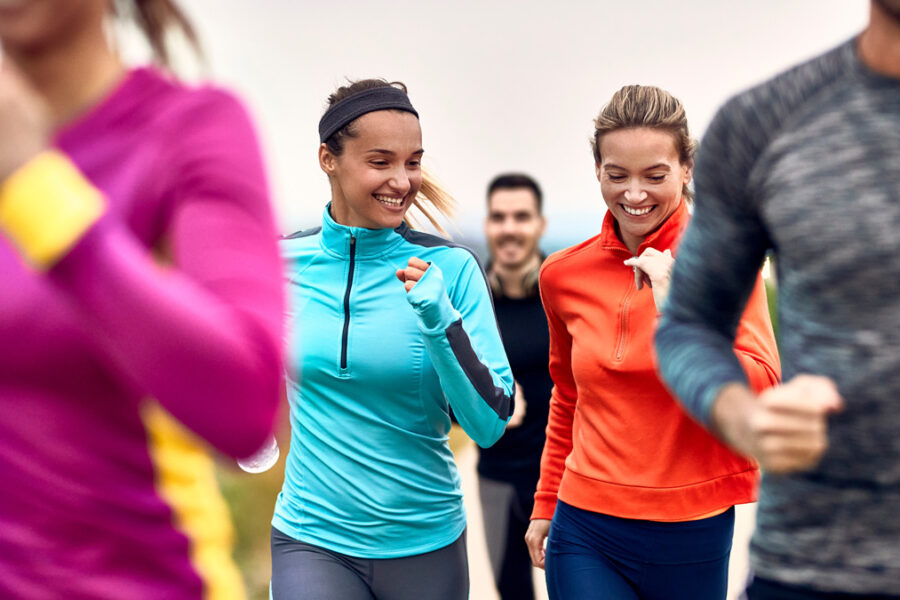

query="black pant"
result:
[478,477,536,600]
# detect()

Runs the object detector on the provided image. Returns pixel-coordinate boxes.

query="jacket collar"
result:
[320,203,406,260]
[598,199,690,255]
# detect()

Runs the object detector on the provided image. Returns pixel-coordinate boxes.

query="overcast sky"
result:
[170,1,868,252]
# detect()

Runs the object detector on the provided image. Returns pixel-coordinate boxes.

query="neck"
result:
[7,23,124,128]
[491,253,541,299]
[859,1,900,78]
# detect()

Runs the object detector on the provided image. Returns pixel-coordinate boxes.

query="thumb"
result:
[799,376,844,413]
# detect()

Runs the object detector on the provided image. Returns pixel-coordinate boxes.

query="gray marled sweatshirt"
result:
[657,38,900,594]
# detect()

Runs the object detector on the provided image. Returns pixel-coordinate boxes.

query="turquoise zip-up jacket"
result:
[273,206,515,558]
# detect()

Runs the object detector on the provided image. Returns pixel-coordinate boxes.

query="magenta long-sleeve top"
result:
[0,67,283,598]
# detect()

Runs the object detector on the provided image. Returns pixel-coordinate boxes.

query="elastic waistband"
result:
[551,500,735,564]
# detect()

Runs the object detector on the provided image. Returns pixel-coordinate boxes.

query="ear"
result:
[682,159,694,185]
[538,215,547,237]
[595,161,603,182]
[319,143,337,176]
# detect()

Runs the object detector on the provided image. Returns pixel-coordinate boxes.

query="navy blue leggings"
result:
[545,500,735,600]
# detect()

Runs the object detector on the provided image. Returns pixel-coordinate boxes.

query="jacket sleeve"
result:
[531,265,577,520]
[0,92,283,459]
[405,255,514,448]
[733,273,781,394]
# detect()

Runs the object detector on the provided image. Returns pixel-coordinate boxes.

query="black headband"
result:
[318,86,419,143]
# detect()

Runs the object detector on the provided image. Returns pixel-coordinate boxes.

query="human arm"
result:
[525,266,577,566]
[506,381,527,428]
[398,256,514,448]
[525,518,552,569]
[0,75,283,458]
[656,101,837,473]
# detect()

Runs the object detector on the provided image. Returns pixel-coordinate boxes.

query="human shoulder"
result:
[280,226,323,266]
[539,233,602,285]
[706,39,857,160]
[396,226,484,274]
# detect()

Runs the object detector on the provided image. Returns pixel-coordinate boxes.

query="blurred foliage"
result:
[765,257,779,340]
[216,423,288,600]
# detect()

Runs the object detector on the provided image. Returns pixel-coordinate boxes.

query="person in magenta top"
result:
[0,1,283,598]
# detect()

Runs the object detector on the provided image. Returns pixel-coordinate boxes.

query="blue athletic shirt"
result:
[273,205,515,558]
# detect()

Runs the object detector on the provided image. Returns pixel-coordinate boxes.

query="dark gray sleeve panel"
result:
[395,224,498,313]
[445,319,514,420]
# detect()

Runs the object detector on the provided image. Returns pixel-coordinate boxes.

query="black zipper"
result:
[340,235,356,370]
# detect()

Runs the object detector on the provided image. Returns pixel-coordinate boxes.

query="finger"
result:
[756,431,828,459]
[751,410,828,437]
[403,266,428,282]
[407,256,430,271]
[761,386,842,416]
[526,537,544,569]
[639,247,662,258]
[791,375,844,412]
[396,269,407,283]
[760,444,829,474]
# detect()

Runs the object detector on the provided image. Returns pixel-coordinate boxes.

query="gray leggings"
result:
[270,527,469,600]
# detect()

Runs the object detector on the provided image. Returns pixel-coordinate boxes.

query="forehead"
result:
[347,110,422,151]
[599,127,680,167]
[488,188,539,213]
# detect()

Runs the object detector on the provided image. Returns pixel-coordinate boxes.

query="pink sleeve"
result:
[48,92,283,459]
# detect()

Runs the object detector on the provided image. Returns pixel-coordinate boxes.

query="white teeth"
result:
[622,204,653,216]
[374,195,404,207]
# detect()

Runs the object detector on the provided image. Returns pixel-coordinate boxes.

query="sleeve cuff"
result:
[531,492,559,520]
[0,151,106,270]
[406,263,460,332]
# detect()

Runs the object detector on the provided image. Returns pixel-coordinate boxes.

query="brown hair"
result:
[321,78,456,235]
[591,85,695,202]
[114,0,202,67]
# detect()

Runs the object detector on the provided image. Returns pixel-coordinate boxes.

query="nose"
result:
[388,166,411,196]
[623,181,647,203]
[499,216,518,234]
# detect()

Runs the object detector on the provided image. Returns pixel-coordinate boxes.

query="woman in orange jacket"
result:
[524,85,781,600]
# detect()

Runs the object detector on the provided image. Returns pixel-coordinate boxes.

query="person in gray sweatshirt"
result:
[655,1,900,598]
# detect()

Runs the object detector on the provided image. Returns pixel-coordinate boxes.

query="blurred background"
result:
[117,2,867,598]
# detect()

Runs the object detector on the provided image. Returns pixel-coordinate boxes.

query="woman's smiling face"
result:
[596,127,692,254]
[322,109,423,230]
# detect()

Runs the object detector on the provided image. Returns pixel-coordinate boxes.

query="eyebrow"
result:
[366,148,425,156]
[604,163,671,172]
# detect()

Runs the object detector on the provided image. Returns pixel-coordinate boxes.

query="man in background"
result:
[478,173,552,600]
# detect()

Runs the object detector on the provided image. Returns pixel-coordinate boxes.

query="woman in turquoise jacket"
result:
[271,79,515,600]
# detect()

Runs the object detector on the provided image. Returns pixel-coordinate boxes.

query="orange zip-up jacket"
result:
[532,200,780,522]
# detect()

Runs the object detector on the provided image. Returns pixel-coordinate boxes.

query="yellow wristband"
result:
[0,151,106,270]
